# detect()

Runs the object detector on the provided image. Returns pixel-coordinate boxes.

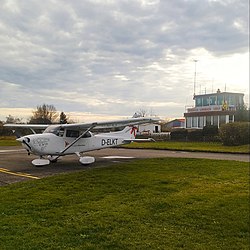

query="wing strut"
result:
[54,123,97,161]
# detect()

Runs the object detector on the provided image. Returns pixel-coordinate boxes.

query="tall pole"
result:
[193,59,198,97]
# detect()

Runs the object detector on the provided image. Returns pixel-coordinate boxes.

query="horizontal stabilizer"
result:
[123,138,155,143]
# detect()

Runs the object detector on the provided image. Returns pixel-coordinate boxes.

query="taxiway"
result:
[0,146,248,186]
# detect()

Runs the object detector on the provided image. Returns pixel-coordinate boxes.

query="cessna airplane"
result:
[4,117,158,166]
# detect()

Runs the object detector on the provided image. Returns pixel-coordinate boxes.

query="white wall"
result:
[138,124,161,134]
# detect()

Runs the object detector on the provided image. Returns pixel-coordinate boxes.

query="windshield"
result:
[43,125,63,136]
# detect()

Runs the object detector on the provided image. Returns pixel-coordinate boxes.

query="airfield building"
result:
[184,89,244,129]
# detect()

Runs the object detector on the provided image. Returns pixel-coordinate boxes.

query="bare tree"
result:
[133,109,147,118]
[29,104,59,124]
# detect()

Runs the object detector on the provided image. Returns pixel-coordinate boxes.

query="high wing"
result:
[58,117,159,130]
[3,124,49,135]
[4,117,160,132]
[3,124,49,129]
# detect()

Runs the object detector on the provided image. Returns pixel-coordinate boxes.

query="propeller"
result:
[17,137,32,151]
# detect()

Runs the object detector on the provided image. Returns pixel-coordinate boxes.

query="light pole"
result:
[193,59,198,96]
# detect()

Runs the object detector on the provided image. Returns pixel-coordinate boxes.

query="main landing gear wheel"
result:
[75,152,95,165]
[32,158,50,167]
[79,156,95,165]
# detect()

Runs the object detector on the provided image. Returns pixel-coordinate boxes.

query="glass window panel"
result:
[198,116,204,128]
[213,116,218,126]
[195,97,202,107]
[219,115,226,126]
[229,115,234,123]
[217,95,223,105]
[202,97,209,106]
[228,95,234,105]
[209,96,216,105]
[206,116,211,125]
[66,130,79,138]
[192,117,197,127]
[186,117,191,128]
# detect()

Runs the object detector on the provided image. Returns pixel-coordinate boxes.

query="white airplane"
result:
[4,117,158,166]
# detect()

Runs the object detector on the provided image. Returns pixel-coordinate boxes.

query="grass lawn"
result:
[1,136,249,153]
[123,141,250,154]
[0,136,20,146]
[0,158,249,249]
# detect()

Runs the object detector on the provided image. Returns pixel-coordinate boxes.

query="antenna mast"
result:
[193,59,198,96]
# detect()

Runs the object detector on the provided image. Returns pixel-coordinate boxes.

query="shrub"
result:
[0,123,13,136]
[202,125,220,142]
[234,104,250,122]
[170,129,187,141]
[202,125,219,136]
[219,122,249,146]
[187,130,203,141]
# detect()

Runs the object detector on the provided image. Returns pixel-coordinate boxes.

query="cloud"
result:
[0,0,248,122]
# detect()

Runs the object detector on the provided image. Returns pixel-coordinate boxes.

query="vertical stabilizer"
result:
[115,126,138,139]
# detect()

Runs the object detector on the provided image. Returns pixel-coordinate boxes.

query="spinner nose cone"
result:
[16,137,24,142]
[16,136,30,143]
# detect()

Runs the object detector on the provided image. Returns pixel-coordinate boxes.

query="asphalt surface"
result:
[0,146,249,186]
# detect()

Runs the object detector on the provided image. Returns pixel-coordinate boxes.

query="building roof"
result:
[165,118,185,125]
[194,91,244,99]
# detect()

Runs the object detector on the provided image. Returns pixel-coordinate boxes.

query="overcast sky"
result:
[0,0,249,122]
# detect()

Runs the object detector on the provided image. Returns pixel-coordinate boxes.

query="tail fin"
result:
[118,126,156,144]
[116,126,138,139]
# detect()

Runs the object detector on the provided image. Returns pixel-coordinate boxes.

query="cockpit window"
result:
[43,126,92,138]
[66,130,79,138]
[82,131,92,138]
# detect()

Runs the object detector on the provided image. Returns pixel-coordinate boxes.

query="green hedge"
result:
[170,129,188,140]
[0,123,13,136]
[202,125,218,136]
[170,126,220,142]
[187,130,203,141]
[219,122,249,146]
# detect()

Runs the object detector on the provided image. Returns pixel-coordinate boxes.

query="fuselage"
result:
[17,126,131,156]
